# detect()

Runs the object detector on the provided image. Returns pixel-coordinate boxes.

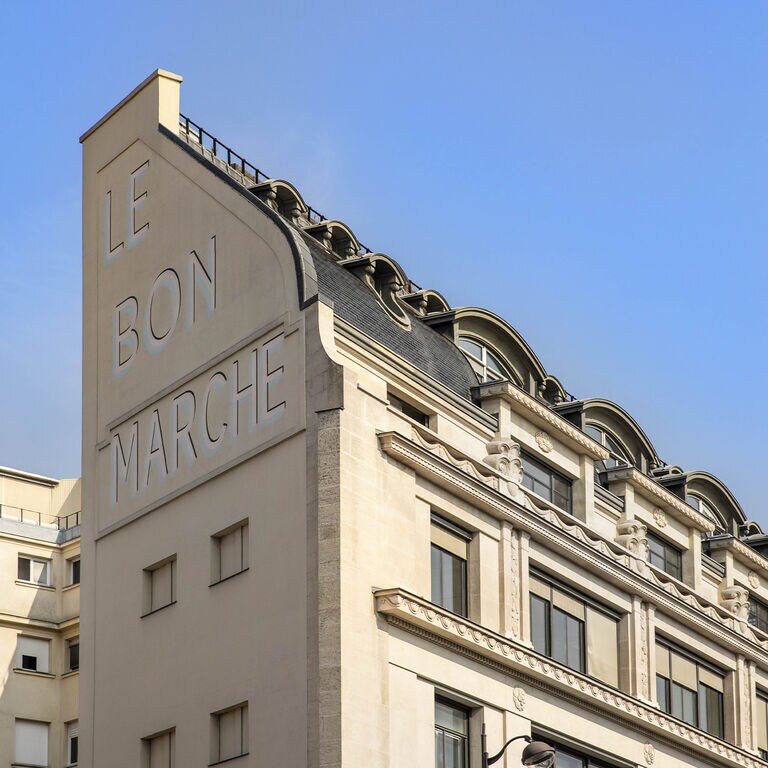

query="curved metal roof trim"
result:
[684,470,747,527]
[452,307,549,383]
[580,398,663,468]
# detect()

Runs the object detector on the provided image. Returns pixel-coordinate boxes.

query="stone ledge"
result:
[375,588,763,768]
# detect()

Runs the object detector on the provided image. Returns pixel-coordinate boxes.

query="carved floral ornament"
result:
[535,430,554,453]
[652,508,667,528]
[643,743,655,765]
[513,686,526,711]
[749,571,760,590]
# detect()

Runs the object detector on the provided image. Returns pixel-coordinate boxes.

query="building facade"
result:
[0,466,80,768]
[78,70,768,768]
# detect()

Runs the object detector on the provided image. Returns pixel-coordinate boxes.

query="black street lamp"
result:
[481,724,556,768]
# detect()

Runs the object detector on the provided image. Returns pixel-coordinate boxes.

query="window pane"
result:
[18,557,30,581]
[656,676,668,711]
[431,546,466,616]
[700,684,723,738]
[435,701,467,768]
[458,338,483,360]
[71,559,81,584]
[554,748,585,768]
[530,595,549,656]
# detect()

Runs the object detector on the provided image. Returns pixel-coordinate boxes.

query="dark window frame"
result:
[430,514,470,618]
[749,595,768,634]
[521,452,573,514]
[647,531,683,581]
[435,697,469,768]
[655,638,724,739]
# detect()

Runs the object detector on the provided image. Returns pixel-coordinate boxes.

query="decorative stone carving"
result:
[652,508,667,528]
[639,604,649,699]
[720,586,750,622]
[513,686,526,711]
[749,571,760,590]
[615,516,648,559]
[535,430,553,453]
[643,743,655,765]
[508,530,520,638]
[483,440,533,506]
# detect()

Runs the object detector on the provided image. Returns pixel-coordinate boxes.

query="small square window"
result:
[69,557,81,585]
[67,720,79,766]
[18,555,51,586]
[68,637,80,672]
[144,728,175,768]
[211,702,248,764]
[211,521,249,584]
[143,557,177,615]
[16,636,50,673]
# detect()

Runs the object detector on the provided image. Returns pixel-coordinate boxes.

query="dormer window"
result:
[584,425,631,470]
[685,494,719,525]
[458,338,510,383]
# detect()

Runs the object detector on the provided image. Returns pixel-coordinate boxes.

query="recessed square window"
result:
[18,555,51,586]
[15,636,50,674]
[144,728,175,767]
[143,556,177,615]
[211,520,249,584]
[69,557,81,585]
[68,637,80,672]
[211,702,248,764]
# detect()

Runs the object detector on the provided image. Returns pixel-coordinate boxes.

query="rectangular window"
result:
[18,555,51,586]
[389,392,431,427]
[69,557,81,585]
[143,557,176,615]
[212,703,248,764]
[647,532,683,580]
[435,698,469,768]
[529,572,619,687]
[212,520,249,584]
[144,729,175,768]
[521,453,572,513]
[756,692,768,760]
[430,514,469,617]
[68,637,80,672]
[67,720,79,766]
[15,718,48,767]
[655,640,724,738]
[749,596,768,634]
[16,636,50,673]
[531,735,614,768]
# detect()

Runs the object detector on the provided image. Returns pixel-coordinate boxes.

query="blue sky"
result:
[0,2,765,523]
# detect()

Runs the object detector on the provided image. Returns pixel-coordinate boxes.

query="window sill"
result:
[62,669,79,678]
[209,754,249,766]
[210,567,249,587]
[141,600,177,618]
[62,582,80,592]
[15,579,54,591]
[13,667,55,678]
[12,763,50,767]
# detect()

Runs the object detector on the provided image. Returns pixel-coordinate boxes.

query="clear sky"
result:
[0,2,765,523]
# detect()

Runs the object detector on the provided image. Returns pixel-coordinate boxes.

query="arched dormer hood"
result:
[303,219,360,260]
[556,398,663,474]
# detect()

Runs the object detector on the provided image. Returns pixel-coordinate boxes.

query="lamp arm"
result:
[487,734,531,766]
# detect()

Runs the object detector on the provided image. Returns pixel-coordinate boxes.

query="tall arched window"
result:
[458,337,511,383]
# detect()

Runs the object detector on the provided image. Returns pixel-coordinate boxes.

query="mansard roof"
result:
[306,235,478,398]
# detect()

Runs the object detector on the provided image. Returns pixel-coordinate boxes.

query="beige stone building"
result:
[76,70,768,768]
[0,466,80,767]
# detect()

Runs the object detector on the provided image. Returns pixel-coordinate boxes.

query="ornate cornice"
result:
[474,381,610,461]
[377,428,768,662]
[606,467,715,532]
[376,588,764,768]
[708,535,768,578]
